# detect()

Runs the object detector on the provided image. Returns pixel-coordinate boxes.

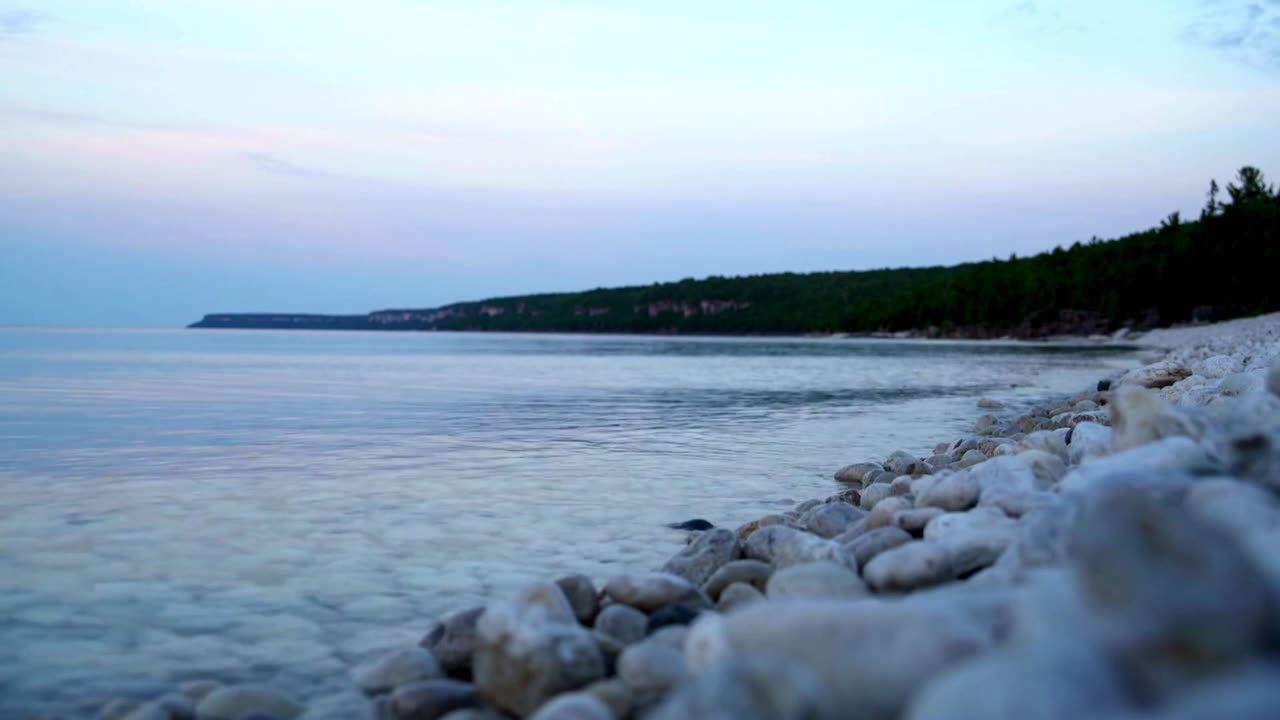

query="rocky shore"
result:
[93,313,1280,720]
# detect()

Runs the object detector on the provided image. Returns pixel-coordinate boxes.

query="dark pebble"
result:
[666,519,714,531]
[647,603,702,632]
[1097,379,1112,391]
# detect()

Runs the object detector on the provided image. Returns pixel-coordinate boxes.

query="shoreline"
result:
[184,322,1144,344]
[87,313,1280,720]
[180,323,1150,348]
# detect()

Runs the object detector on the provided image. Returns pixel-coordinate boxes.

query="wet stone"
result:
[700,559,772,600]
[555,575,600,626]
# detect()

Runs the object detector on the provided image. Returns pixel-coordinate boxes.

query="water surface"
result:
[0,328,1134,716]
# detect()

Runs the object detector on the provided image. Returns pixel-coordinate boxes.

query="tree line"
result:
[193,167,1279,337]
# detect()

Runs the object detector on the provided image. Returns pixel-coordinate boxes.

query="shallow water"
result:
[0,328,1134,716]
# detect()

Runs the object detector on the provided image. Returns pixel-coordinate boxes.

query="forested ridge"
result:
[191,167,1279,337]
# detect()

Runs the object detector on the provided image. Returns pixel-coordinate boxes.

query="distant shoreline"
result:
[184,318,1148,346]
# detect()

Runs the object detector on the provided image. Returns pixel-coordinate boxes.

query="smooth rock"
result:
[647,624,689,651]
[581,679,637,720]
[592,604,648,647]
[1220,431,1280,490]
[1164,374,1208,405]
[863,496,912,531]
[904,638,1128,720]
[794,498,823,513]
[1071,489,1270,699]
[859,483,893,510]
[862,540,955,592]
[1220,371,1263,396]
[195,686,304,720]
[528,693,615,720]
[1067,421,1112,464]
[683,612,729,676]
[389,680,479,720]
[917,472,979,511]
[733,514,789,542]
[1124,662,1280,720]
[421,607,484,676]
[923,453,952,469]
[98,699,142,720]
[834,462,883,484]
[1190,354,1244,379]
[1017,431,1068,463]
[743,526,858,572]
[1015,449,1067,483]
[843,525,913,567]
[977,398,1004,409]
[884,451,930,476]
[923,508,1020,576]
[955,449,987,468]
[861,468,891,486]
[700,559,771,599]
[648,656,837,720]
[121,703,178,720]
[888,475,915,496]
[180,682,222,703]
[765,561,867,599]
[1109,386,1199,451]
[968,455,1045,493]
[473,582,606,716]
[1122,360,1191,388]
[978,486,1059,518]
[977,437,1012,456]
[1057,437,1216,495]
[124,695,195,720]
[617,640,688,693]
[1183,477,1279,538]
[715,582,765,613]
[685,599,993,720]
[555,575,599,626]
[437,710,506,720]
[799,502,865,539]
[948,437,979,458]
[646,602,702,632]
[353,647,444,695]
[891,507,944,535]
[602,573,705,612]
[661,528,740,586]
[297,691,373,720]
[974,414,1002,435]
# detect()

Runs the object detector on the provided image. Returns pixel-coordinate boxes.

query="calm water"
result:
[0,329,1134,716]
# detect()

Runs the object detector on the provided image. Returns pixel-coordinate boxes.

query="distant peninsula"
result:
[190,167,1279,339]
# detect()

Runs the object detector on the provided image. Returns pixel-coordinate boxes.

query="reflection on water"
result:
[0,329,1134,716]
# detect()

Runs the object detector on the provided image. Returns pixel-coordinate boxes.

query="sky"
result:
[2,0,1279,327]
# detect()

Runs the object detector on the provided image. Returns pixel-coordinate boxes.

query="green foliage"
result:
[376,167,1274,337]
[196,167,1279,337]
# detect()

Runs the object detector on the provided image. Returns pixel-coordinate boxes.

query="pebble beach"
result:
[88,312,1280,720]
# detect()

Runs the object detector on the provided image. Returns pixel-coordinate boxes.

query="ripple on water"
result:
[0,329,1138,717]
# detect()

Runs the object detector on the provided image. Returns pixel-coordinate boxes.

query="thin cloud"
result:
[242,152,333,179]
[996,1,1091,35]
[413,122,533,143]
[0,8,46,37]
[0,100,203,133]
[1185,0,1280,71]
[240,152,378,187]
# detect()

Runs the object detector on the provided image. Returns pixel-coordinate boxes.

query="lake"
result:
[0,328,1134,716]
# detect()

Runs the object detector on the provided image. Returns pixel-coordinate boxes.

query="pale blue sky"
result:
[2,0,1279,326]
